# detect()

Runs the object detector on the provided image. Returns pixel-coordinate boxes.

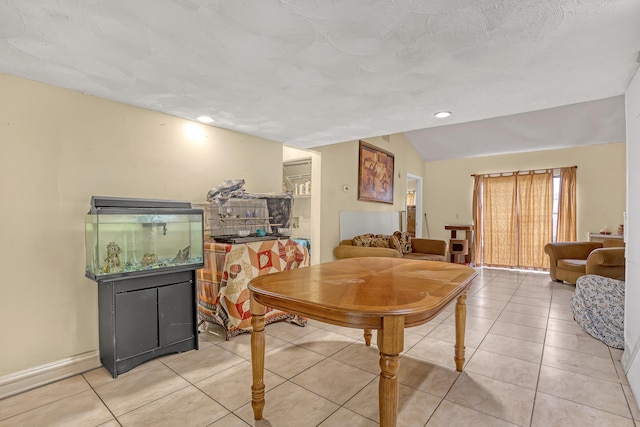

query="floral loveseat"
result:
[333,231,447,262]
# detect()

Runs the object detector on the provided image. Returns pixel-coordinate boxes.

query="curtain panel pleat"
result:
[517,171,553,269]
[556,167,577,242]
[483,175,518,267]
[472,175,484,266]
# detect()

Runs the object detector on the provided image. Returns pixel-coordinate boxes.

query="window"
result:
[472,167,576,270]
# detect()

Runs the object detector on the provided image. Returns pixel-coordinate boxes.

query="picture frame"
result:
[358,141,395,204]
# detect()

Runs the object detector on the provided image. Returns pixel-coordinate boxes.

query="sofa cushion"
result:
[353,234,375,247]
[557,258,587,273]
[403,252,447,262]
[393,231,412,254]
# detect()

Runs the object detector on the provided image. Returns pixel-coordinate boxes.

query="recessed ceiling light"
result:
[197,116,215,124]
[434,111,452,118]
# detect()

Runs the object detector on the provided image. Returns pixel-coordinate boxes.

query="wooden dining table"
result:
[248,257,477,427]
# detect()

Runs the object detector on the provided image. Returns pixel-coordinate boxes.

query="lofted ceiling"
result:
[1,0,639,161]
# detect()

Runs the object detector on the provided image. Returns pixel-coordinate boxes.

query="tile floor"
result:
[1,268,638,426]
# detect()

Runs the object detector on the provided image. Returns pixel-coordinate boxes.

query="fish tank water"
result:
[85,196,204,280]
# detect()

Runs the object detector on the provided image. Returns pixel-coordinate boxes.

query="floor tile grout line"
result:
[84,375,122,426]
[268,368,378,425]
[158,357,246,417]
[620,380,640,422]
[333,376,380,425]
[527,277,556,427]
[615,381,638,422]
[533,390,636,423]
[0,385,105,425]
[542,335,620,361]
[111,382,196,422]
[537,358,624,385]
[1,370,117,423]
[420,366,484,427]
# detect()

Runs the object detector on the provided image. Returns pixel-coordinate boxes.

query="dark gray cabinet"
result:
[98,270,199,378]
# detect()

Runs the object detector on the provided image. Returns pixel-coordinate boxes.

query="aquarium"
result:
[85,196,204,280]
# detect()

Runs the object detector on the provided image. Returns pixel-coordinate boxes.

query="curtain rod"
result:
[470,165,577,178]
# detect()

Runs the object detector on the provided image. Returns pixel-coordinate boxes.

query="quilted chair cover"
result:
[570,274,625,349]
[197,239,309,339]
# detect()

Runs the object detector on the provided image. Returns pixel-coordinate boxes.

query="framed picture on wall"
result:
[358,141,394,204]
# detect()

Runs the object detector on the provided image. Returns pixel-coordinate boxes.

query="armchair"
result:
[544,239,625,284]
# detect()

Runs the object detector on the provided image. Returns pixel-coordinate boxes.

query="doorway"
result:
[283,146,321,265]
[406,173,423,237]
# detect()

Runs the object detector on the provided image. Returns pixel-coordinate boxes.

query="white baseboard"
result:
[0,351,101,400]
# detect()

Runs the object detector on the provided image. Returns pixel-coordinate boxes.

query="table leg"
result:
[377,316,404,427]
[250,294,266,420]
[454,292,467,372]
[364,328,372,346]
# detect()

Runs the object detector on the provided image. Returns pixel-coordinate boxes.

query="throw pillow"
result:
[353,234,374,247]
[370,235,390,248]
[393,231,412,254]
[389,235,403,254]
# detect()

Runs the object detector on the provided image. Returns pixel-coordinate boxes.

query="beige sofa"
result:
[544,239,626,284]
[334,237,447,262]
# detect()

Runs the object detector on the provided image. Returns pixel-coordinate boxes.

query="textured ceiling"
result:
[1,0,639,160]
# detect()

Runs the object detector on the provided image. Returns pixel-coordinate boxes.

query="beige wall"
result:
[315,134,425,262]
[0,73,284,377]
[423,143,627,245]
